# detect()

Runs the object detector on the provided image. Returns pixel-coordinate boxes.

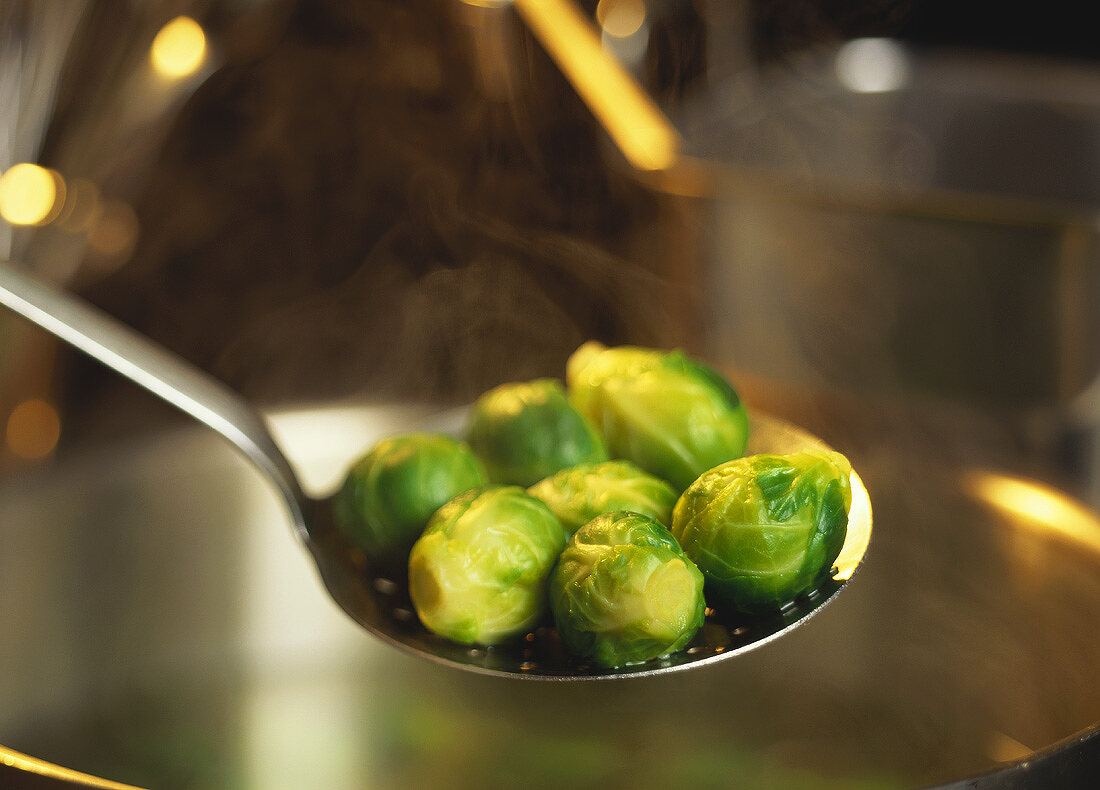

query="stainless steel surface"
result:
[1,402,1099,788]
[0,262,872,680]
[661,47,1100,411]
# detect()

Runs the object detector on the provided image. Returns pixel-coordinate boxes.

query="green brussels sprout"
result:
[409,486,568,645]
[671,450,852,614]
[466,379,608,487]
[527,460,678,534]
[550,511,706,668]
[333,433,487,566]
[565,342,749,492]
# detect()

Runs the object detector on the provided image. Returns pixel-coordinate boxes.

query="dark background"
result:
[37,0,1100,443]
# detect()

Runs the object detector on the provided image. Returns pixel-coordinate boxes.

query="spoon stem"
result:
[0,262,309,542]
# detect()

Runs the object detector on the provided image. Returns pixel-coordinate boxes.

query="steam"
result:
[215,161,677,404]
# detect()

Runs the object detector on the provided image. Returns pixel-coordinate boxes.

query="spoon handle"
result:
[0,262,309,542]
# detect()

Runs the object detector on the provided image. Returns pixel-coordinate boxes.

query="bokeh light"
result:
[0,164,61,226]
[596,0,646,39]
[151,16,206,78]
[5,399,61,460]
[514,0,678,171]
[835,38,911,94]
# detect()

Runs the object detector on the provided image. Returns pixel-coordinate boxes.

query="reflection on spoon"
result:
[0,742,146,789]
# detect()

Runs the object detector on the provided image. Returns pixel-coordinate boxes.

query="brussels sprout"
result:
[565,342,749,491]
[550,511,705,668]
[671,450,852,613]
[527,460,678,534]
[409,486,568,645]
[333,433,487,566]
[466,379,608,487]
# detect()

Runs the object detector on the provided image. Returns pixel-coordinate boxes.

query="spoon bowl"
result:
[0,263,871,680]
[309,410,871,679]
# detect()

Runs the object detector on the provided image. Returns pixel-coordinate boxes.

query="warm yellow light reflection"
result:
[514,0,679,171]
[5,399,61,459]
[596,0,646,38]
[0,744,145,790]
[0,163,60,225]
[833,469,872,581]
[461,0,512,6]
[40,169,68,225]
[965,471,1100,553]
[151,16,206,78]
[986,731,1033,764]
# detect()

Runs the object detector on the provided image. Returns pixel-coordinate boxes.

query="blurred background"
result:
[3,1,1100,788]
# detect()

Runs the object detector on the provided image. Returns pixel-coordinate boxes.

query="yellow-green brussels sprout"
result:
[527,460,678,534]
[550,511,705,668]
[466,379,608,487]
[333,433,487,566]
[671,450,852,613]
[565,342,749,491]
[409,486,568,645]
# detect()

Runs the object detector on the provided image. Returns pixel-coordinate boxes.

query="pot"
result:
[652,43,1100,416]
[4,3,1100,787]
[3,394,1100,788]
